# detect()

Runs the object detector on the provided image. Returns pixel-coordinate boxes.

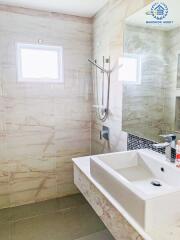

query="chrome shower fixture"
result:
[88,56,111,122]
[88,59,111,74]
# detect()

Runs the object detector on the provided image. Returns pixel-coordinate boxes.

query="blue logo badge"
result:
[151,2,168,20]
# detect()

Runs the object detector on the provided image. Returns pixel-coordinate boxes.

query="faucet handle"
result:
[160,134,176,142]
[153,142,170,149]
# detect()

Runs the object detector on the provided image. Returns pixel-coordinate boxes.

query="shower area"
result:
[0,2,116,240]
[0,0,128,238]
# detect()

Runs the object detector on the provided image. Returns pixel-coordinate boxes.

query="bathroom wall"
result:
[91,0,152,154]
[0,5,92,209]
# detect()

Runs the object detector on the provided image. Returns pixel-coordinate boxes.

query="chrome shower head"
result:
[88,59,110,74]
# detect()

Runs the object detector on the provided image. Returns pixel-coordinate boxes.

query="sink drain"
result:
[151,180,162,187]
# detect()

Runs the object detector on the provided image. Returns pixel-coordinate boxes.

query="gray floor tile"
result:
[10,198,58,222]
[0,208,11,224]
[0,194,113,240]
[0,222,11,240]
[76,230,114,240]
[11,201,105,240]
[57,193,87,211]
[10,194,87,222]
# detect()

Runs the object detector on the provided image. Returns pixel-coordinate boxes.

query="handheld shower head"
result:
[88,59,110,74]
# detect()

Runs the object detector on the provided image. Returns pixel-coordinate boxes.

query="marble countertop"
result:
[151,223,180,240]
[73,156,180,240]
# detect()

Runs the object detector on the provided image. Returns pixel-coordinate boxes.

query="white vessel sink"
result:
[90,149,180,233]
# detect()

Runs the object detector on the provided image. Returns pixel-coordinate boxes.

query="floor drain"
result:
[151,180,162,187]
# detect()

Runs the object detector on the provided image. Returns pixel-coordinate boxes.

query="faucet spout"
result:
[153,134,176,163]
[153,142,170,149]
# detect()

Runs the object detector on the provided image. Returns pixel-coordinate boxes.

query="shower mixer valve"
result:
[100,126,109,141]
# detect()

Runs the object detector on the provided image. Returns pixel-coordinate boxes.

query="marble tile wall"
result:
[166,27,180,135]
[123,25,168,142]
[91,0,153,154]
[0,6,92,209]
[123,24,180,142]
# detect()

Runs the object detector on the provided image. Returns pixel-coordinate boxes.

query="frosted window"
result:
[17,44,63,83]
[119,55,141,84]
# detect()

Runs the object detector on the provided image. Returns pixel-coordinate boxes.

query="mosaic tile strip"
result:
[127,134,176,159]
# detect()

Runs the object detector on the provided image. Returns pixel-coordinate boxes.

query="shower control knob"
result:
[100,126,109,141]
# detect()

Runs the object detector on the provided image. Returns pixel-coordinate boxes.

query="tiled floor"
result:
[0,194,114,240]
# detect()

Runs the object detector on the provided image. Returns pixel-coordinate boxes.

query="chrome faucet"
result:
[153,134,176,163]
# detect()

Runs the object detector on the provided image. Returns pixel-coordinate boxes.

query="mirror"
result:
[122,0,180,142]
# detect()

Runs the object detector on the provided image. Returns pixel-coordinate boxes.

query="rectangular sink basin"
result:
[90,149,180,233]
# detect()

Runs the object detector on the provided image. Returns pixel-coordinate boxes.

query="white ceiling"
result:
[0,0,108,17]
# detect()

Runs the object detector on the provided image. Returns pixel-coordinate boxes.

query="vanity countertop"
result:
[151,222,180,240]
[73,156,180,240]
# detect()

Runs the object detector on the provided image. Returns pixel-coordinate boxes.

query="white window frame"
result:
[16,43,64,83]
[119,54,142,85]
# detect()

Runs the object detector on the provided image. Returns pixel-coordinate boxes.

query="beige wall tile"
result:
[0,6,92,208]
[91,0,153,154]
